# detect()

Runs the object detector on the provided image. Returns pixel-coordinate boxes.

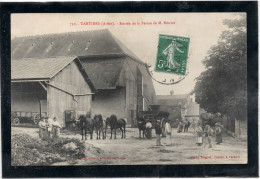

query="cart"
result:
[11,111,47,126]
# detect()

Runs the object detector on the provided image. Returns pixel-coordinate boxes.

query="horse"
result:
[93,114,106,140]
[106,114,126,139]
[137,117,147,138]
[78,115,94,140]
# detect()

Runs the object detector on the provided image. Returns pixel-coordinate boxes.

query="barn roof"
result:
[11,29,142,62]
[11,56,95,91]
[11,29,147,90]
[157,94,189,106]
[80,57,125,89]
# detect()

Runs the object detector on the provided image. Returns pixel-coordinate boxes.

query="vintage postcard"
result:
[11,13,247,166]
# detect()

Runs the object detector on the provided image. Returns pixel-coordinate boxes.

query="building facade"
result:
[11,57,95,127]
[11,29,157,127]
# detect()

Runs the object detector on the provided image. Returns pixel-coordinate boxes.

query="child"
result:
[204,125,213,148]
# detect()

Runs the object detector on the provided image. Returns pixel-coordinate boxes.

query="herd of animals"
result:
[77,114,126,140]
[75,112,223,141]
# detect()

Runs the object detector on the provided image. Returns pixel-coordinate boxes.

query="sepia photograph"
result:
[10,13,247,166]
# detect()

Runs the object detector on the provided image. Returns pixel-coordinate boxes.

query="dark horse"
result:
[93,114,106,140]
[106,114,126,139]
[137,117,147,138]
[78,115,94,140]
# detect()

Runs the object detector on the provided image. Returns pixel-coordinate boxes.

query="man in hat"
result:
[52,117,62,140]
[154,120,163,146]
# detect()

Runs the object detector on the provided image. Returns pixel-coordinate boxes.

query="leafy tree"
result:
[194,14,247,121]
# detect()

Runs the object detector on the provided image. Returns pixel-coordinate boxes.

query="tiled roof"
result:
[11,29,149,91]
[81,57,125,89]
[11,56,76,80]
[11,29,142,62]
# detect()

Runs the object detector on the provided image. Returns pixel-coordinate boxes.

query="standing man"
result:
[47,117,54,139]
[38,118,47,140]
[155,120,162,146]
[52,117,62,140]
[184,118,191,133]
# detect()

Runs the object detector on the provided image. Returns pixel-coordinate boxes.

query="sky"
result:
[11,13,243,95]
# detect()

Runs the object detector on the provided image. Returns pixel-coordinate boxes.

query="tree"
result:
[194,14,247,121]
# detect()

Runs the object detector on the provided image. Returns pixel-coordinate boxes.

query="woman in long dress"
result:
[215,123,222,144]
[195,124,203,146]
[203,125,213,148]
[162,39,183,70]
[165,121,173,145]
[38,118,48,140]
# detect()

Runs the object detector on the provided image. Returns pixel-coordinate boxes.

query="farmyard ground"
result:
[11,126,247,165]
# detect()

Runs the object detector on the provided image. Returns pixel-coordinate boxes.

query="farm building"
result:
[11,56,95,127]
[157,92,201,126]
[11,29,158,127]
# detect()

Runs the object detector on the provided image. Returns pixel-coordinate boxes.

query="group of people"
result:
[177,118,191,133]
[195,122,223,148]
[153,118,223,148]
[38,117,62,141]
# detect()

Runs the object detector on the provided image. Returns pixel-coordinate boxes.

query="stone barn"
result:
[11,56,95,127]
[11,29,158,127]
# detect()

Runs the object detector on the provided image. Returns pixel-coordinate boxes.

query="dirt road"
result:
[12,127,247,165]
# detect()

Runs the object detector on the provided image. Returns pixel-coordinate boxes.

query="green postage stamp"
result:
[155,34,190,75]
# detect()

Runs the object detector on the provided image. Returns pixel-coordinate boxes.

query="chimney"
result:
[170,90,174,95]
